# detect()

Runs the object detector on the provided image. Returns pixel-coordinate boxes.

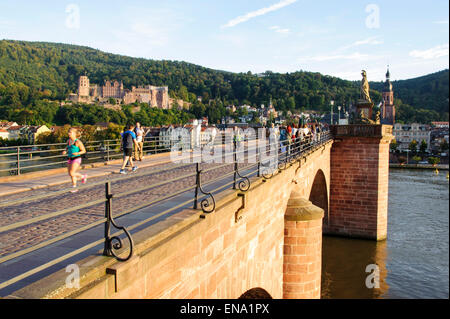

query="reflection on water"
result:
[321,237,388,299]
[322,168,449,299]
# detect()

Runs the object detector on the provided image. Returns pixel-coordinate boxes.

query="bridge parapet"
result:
[331,124,393,138]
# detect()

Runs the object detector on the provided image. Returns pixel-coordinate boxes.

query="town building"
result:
[0,129,9,140]
[6,125,24,140]
[0,121,19,129]
[431,122,449,129]
[68,75,169,109]
[430,122,449,154]
[393,123,431,151]
[25,125,51,144]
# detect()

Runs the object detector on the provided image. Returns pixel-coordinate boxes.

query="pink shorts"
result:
[68,157,82,165]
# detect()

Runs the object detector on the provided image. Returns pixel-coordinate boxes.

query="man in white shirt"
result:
[133,122,144,161]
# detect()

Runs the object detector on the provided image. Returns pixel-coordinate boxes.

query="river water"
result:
[322,168,449,299]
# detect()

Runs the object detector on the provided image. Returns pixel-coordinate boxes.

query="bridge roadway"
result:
[0,140,266,296]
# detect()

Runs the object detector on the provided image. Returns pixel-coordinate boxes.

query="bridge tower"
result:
[327,125,394,241]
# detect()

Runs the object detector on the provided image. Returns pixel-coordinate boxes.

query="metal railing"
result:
[0,134,224,176]
[0,129,333,294]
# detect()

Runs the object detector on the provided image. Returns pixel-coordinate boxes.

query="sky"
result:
[0,0,448,81]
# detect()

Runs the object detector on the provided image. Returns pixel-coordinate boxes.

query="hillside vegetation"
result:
[0,40,448,126]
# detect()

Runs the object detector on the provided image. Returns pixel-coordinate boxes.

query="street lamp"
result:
[405,149,410,164]
[338,106,341,125]
[330,100,334,125]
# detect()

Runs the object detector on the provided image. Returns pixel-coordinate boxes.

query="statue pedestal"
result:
[356,100,374,119]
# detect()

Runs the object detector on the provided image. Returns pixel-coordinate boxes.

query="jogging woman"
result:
[62,128,87,192]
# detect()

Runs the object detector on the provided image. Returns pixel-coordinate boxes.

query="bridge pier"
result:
[327,125,394,241]
[283,192,324,299]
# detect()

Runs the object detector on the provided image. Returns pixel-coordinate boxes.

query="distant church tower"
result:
[381,66,395,125]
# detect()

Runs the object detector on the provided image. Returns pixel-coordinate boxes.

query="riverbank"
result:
[390,163,449,170]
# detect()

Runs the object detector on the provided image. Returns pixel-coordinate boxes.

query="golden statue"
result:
[360,70,372,103]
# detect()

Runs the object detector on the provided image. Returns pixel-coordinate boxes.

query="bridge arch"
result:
[308,169,329,224]
[238,287,272,299]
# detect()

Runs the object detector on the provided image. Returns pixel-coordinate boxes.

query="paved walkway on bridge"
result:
[0,150,196,198]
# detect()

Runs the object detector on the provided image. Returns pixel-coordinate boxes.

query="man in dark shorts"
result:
[120,123,139,174]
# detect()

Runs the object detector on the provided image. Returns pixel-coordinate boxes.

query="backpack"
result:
[122,131,133,149]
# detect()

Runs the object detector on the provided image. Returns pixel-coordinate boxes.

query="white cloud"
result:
[221,0,298,28]
[338,36,383,51]
[409,44,449,59]
[269,25,290,34]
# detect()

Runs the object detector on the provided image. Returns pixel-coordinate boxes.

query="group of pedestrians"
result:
[269,122,328,156]
[63,122,145,192]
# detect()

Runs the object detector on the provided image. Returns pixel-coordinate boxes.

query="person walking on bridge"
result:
[120,123,139,174]
[133,122,144,161]
[62,127,87,192]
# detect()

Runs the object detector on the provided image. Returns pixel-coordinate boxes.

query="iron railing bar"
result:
[204,164,258,195]
[17,154,68,162]
[0,162,194,207]
[113,170,197,200]
[111,161,256,222]
[111,184,197,221]
[16,148,67,156]
[0,159,22,165]
[122,193,198,234]
[11,160,67,170]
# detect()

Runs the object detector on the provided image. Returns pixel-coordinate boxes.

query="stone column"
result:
[283,192,324,299]
[328,125,394,241]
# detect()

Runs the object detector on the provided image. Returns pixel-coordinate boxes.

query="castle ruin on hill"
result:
[68,75,169,109]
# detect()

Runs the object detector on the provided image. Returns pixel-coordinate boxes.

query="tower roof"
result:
[383,66,393,92]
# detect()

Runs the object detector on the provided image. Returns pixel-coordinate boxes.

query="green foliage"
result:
[412,155,422,162]
[409,140,418,153]
[390,139,398,151]
[428,157,440,165]
[0,40,448,126]
[419,140,427,153]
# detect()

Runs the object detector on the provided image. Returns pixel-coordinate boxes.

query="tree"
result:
[428,157,440,166]
[412,155,421,162]
[419,140,428,154]
[409,140,418,153]
[390,139,398,152]
[440,140,449,152]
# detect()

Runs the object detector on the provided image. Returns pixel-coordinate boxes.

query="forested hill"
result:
[0,39,448,124]
[370,69,449,117]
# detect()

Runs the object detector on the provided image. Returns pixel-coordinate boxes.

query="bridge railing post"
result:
[193,163,200,209]
[103,182,112,257]
[17,146,20,176]
[103,181,133,262]
[193,162,215,213]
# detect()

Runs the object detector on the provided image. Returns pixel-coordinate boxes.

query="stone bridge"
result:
[6,125,393,299]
